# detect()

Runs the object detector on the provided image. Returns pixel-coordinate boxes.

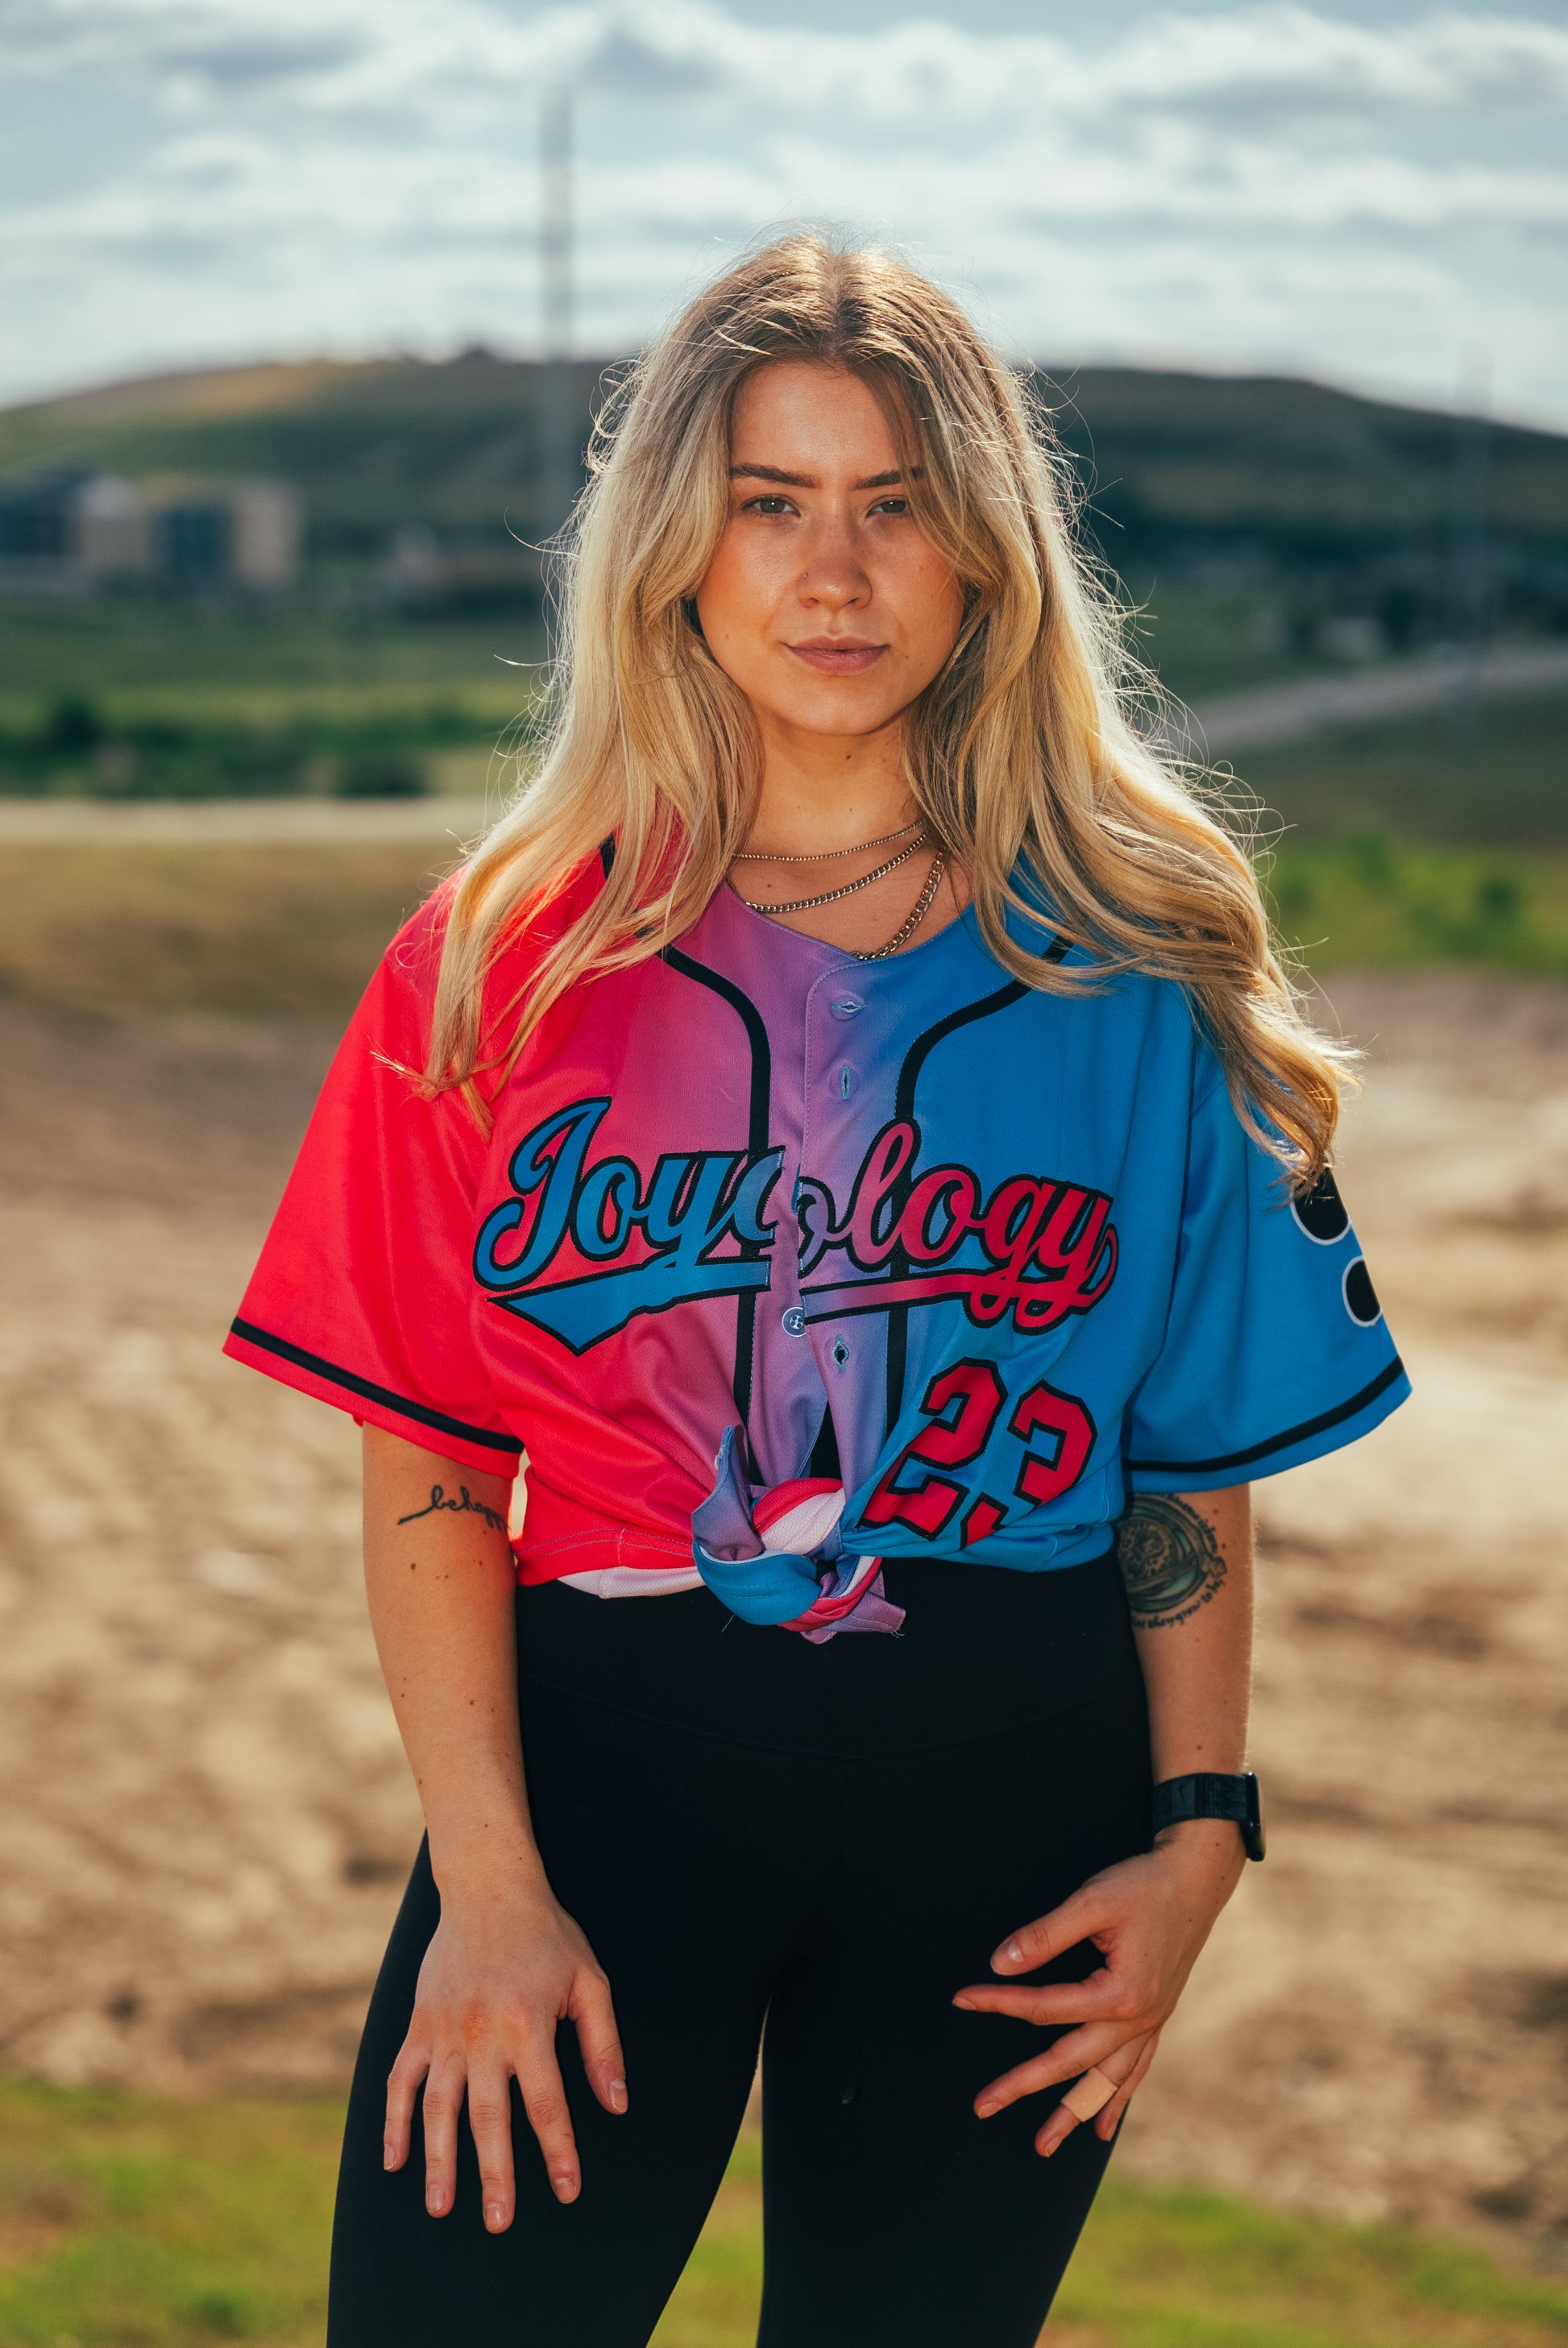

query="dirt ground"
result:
[0,973,1564,2266]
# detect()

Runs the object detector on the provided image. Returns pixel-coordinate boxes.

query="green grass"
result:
[0,601,544,708]
[0,2079,341,2346]
[1267,838,1568,976]
[1126,584,1333,704]
[0,604,541,799]
[0,586,1346,749]
[1,2080,1566,2348]
[0,704,520,803]
[1239,689,1568,848]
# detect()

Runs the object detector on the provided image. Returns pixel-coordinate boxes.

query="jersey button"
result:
[781,1306,807,1336]
[828,995,865,1020]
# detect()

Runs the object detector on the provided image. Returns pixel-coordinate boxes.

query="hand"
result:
[384,1881,627,2230]
[953,1819,1244,2156]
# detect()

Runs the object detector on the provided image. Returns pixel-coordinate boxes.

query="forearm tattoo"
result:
[1114,1496,1227,1629]
[396,1483,509,1537]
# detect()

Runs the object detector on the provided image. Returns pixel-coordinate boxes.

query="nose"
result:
[794,511,871,617]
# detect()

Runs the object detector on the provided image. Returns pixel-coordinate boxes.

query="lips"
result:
[786,639,886,674]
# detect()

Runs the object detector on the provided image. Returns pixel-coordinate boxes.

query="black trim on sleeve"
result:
[228,1318,524,1456]
[1124,1356,1405,1478]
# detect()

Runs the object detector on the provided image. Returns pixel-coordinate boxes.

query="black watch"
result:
[1152,1771,1265,1861]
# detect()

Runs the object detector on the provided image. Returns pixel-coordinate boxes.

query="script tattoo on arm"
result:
[1114,1495,1227,1630]
[396,1483,510,1537]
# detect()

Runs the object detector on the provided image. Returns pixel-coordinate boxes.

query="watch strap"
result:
[1152,1770,1265,1861]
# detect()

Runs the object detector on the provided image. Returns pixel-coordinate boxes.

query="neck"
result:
[745,710,915,857]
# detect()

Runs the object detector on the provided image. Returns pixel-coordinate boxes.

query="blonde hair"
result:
[429,233,1347,1178]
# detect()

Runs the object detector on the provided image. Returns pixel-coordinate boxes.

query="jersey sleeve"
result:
[1122,1060,1409,1491]
[222,890,524,1479]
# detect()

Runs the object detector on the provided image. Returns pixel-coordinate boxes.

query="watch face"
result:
[1242,1774,1265,1860]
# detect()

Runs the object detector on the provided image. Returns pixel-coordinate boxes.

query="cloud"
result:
[0,1,1565,425]
[6,0,1568,118]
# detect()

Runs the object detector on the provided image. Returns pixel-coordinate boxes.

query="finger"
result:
[384,2035,430,2175]
[1093,2028,1162,2143]
[1034,2032,1155,2160]
[989,1887,1114,1976]
[954,1968,1124,2025]
[569,1967,628,2115]
[516,2042,581,2204]
[973,2020,1140,2118]
[466,2061,518,2234]
[420,2052,467,2218]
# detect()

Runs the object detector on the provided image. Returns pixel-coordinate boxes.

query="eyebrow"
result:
[729,464,911,491]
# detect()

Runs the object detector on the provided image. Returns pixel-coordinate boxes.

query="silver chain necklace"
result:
[732,832,928,917]
[735,843,948,960]
[852,852,947,960]
[732,818,922,866]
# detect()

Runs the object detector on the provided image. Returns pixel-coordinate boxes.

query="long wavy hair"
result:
[427,233,1347,1177]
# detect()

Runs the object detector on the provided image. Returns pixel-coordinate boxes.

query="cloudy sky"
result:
[2,0,1566,428]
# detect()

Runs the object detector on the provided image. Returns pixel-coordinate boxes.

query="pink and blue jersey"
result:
[226,855,1407,1635]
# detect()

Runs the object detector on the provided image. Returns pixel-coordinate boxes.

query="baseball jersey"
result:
[226,852,1408,1637]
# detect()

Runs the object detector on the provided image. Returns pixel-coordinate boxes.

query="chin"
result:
[768,681,906,738]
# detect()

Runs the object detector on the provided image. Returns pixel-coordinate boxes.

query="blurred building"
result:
[0,470,301,594]
[74,474,152,578]
[384,520,541,608]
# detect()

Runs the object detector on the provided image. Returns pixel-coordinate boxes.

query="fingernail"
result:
[426,2188,445,2215]
[1003,1939,1023,1964]
[384,2144,396,2170]
[952,1995,976,2010]
[485,2201,506,2230]
[976,2099,998,2118]
[553,2174,578,2203]
[609,2078,627,2111]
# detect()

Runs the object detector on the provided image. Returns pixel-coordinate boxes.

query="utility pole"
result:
[538,89,579,550]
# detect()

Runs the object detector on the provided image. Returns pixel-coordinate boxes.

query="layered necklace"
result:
[731,817,948,961]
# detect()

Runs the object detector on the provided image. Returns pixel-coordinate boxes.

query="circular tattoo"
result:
[1114,1496,1227,1628]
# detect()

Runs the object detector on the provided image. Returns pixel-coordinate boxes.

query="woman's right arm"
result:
[363,1424,627,2231]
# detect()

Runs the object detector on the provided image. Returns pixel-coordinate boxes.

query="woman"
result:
[226,237,1407,2346]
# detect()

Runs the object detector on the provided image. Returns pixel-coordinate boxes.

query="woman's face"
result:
[695,361,964,746]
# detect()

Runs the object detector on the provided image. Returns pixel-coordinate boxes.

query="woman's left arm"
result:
[954,1486,1254,2155]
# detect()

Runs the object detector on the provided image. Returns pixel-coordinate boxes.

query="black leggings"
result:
[328,1549,1151,2348]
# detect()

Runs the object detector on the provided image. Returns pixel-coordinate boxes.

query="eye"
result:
[742,494,795,517]
[869,496,911,516]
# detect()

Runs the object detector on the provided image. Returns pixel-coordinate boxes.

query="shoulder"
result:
[996,896,1204,1076]
[367,848,609,1051]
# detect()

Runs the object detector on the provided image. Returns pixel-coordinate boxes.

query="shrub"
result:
[334,750,429,799]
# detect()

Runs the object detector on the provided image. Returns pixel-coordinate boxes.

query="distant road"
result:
[1183,640,1568,757]
[1,641,1565,844]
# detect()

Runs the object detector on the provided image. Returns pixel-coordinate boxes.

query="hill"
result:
[2,353,1565,604]
[0,353,604,560]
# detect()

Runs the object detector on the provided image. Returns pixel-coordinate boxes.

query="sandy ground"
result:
[0,973,1564,2266]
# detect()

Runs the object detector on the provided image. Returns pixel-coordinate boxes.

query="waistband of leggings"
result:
[515,1546,1138,1760]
